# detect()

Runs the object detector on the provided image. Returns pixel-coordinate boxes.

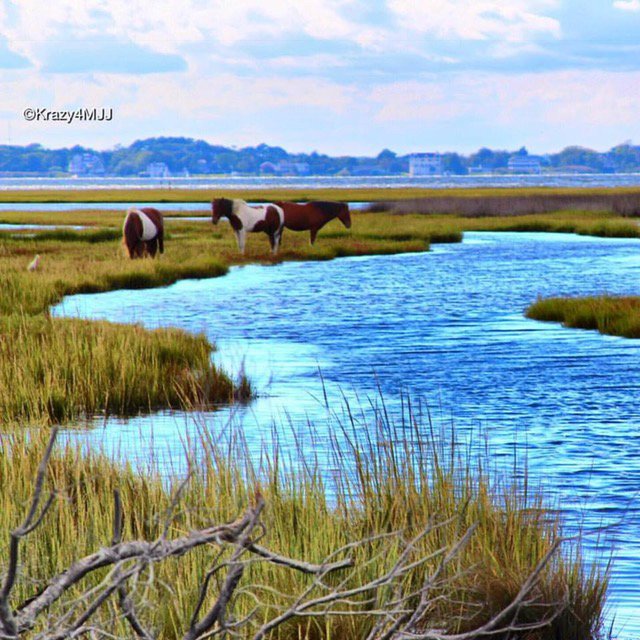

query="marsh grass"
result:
[526,295,640,338]
[1,185,639,205]
[0,211,438,423]
[3,228,122,243]
[0,404,608,639]
[3,202,638,422]
[0,314,251,423]
[461,211,640,238]
[374,190,640,217]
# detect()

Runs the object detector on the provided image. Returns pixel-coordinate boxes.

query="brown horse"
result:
[122,207,164,258]
[276,201,351,244]
[211,197,284,255]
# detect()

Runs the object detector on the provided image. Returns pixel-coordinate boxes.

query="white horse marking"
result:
[128,208,158,241]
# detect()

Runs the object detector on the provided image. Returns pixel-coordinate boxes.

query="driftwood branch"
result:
[0,428,58,638]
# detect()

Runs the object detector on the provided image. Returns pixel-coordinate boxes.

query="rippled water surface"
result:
[53,232,640,635]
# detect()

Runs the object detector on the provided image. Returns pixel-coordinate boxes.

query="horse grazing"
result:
[211,198,284,255]
[122,207,164,259]
[277,201,351,245]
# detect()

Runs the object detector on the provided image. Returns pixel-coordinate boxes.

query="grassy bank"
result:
[0,414,607,639]
[0,210,436,424]
[526,295,640,338]
[372,188,640,216]
[0,316,242,423]
[1,184,640,204]
[462,210,640,238]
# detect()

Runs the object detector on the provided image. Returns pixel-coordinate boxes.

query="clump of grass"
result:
[0,315,246,423]
[0,404,608,639]
[526,295,640,338]
[5,228,123,243]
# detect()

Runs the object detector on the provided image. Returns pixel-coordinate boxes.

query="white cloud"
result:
[613,0,640,11]
[386,0,560,42]
[0,0,386,68]
[367,70,640,131]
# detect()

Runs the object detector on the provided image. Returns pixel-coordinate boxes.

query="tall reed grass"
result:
[0,401,608,638]
[0,315,250,423]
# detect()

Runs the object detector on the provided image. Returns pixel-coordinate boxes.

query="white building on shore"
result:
[409,153,443,176]
[507,156,542,174]
[146,162,170,178]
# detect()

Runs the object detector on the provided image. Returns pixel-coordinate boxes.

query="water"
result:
[0,223,85,230]
[52,232,640,635]
[0,202,211,212]
[2,173,640,191]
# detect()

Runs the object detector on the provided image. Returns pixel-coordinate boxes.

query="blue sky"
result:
[0,0,639,154]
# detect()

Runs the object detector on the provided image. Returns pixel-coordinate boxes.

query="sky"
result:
[0,0,639,155]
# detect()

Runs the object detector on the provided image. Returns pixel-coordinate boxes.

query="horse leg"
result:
[309,227,318,245]
[236,230,246,254]
[158,230,164,254]
[269,231,282,255]
[147,238,158,257]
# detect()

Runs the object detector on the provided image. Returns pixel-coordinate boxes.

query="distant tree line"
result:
[0,137,639,176]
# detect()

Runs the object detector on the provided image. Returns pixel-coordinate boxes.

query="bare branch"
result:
[0,428,58,637]
[183,497,265,640]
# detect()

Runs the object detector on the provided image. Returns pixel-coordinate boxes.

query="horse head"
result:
[338,203,352,229]
[211,198,233,224]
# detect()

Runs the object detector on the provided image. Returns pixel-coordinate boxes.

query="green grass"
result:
[526,295,640,338]
[0,412,608,639]
[1,185,640,204]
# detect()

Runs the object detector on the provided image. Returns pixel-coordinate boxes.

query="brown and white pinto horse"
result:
[211,198,284,255]
[277,201,351,244]
[122,207,164,258]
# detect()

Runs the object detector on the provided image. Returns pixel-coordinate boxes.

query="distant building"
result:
[409,153,443,176]
[146,162,170,178]
[68,153,105,176]
[507,156,541,174]
[274,161,310,176]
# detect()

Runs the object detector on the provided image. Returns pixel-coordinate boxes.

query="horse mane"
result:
[212,198,234,219]
[308,201,348,217]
